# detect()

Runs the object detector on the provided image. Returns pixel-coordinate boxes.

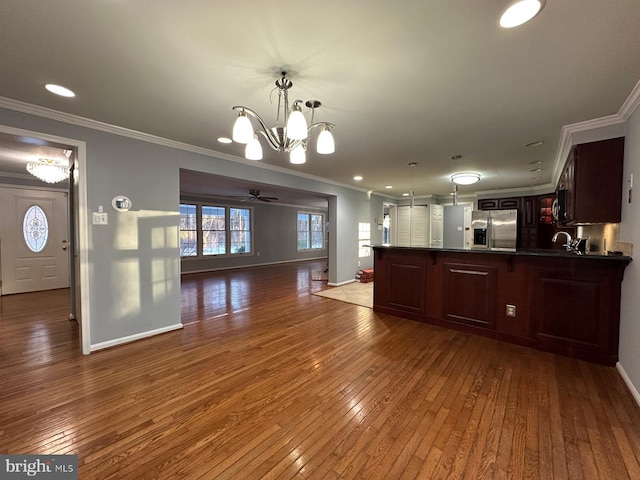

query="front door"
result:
[0,187,69,295]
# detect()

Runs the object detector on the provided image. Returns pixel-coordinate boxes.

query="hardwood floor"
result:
[1,259,640,479]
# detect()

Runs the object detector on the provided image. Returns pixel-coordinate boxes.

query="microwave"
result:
[553,189,566,223]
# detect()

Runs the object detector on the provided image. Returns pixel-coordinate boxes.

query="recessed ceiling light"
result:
[499,0,545,28]
[353,175,363,181]
[530,168,543,172]
[526,140,544,147]
[528,160,543,164]
[385,185,393,189]
[44,83,75,97]
[217,137,232,144]
[451,155,462,160]
[402,193,410,197]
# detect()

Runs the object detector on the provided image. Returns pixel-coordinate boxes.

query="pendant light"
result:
[408,162,417,208]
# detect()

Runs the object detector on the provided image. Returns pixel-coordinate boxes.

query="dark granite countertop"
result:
[369,245,632,262]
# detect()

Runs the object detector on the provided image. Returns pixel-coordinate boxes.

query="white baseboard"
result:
[616,361,640,408]
[90,323,183,352]
[181,256,327,275]
[328,279,356,287]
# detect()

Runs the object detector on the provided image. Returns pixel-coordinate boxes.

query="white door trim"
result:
[0,124,91,355]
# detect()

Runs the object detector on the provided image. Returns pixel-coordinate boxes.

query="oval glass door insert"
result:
[23,205,49,253]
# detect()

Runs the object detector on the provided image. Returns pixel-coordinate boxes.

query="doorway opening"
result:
[0,125,90,354]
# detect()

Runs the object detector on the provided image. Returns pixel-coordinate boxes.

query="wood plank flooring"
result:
[1,260,640,479]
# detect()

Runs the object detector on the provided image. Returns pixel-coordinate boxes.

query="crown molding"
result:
[0,96,369,195]
[476,183,555,196]
[552,114,626,186]
[619,78,640,121]
[552,78,640,186]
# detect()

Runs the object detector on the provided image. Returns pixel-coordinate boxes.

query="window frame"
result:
[297,211,325,252]
[179,203,198,257]
[179,202,253,258]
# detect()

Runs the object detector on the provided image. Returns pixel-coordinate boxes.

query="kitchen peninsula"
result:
[372,245,631,365]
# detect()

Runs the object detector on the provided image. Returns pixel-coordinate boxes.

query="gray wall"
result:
[179,195,328,272]
[0,105,381,349]
[619,104,640,403]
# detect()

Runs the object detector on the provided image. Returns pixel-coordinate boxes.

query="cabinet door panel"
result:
[478,199,499,210]
[531,269,613,355]
[442,262,496,328]
[389,263,425,313]
[498,198,521,210]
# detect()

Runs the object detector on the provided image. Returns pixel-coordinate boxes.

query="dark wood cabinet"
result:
[519,196,539,249]
[522,196,536,226]
[478,197,521,211]
[530,262,622,362]
[537,194,554,226]
[442,262,497,329]
[373,246,630,365]
[373,248,426,315]
[497,197,521,210]
[558,137,624,225]
[477,198,499,210]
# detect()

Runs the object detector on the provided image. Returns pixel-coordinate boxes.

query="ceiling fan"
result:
[242,189,279,202]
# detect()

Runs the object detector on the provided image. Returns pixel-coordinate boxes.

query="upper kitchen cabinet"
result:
[557,137,625,225]
[477,197,521,211]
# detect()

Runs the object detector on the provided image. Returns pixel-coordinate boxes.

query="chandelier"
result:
[231,72,335,165]
[26,158,70,184]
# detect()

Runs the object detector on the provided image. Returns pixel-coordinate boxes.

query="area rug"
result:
[313,281,373,308]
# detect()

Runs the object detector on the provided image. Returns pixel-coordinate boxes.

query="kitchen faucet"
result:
[552,231,584,254]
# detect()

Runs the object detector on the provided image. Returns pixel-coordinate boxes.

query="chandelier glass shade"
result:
[232,72,335,165]
[26,158,70,184]
[451,172,481,185]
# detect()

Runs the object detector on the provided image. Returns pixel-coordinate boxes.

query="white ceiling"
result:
[1,0,639,200]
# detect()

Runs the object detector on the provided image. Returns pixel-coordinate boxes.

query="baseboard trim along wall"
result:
[617,361,640,408]
[180,257,328,276]
[328,279,356,287]
[91,323,183,352]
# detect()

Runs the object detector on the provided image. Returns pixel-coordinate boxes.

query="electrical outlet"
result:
[506,304,516,317]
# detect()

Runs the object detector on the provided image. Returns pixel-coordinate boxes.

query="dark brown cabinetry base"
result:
[373,246,630,365]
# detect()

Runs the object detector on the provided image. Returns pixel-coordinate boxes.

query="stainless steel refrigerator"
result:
[471,209,518,251]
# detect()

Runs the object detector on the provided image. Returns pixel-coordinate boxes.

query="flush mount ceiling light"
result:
[451,172,481,185]
[499,0,545,28]
[231,71,335,165]
[26,158,70,184]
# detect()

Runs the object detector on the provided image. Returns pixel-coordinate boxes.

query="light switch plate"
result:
[506,304,516,317]
[92,212,108,225]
